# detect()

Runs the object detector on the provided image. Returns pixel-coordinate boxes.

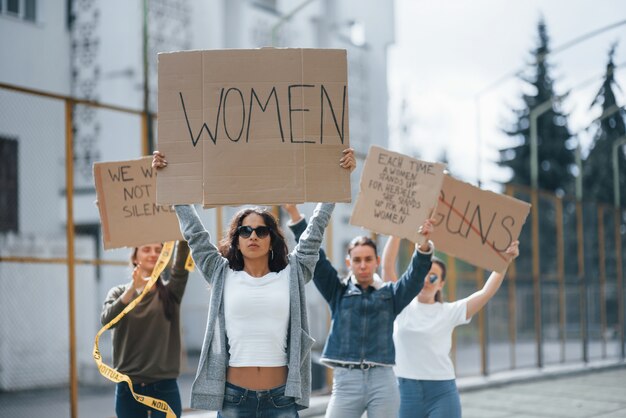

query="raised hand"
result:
[281,204,302,224]
[504,240,520,263]
[416,217,436,252]
[132,266,151,293]
[340,148,356,171]
[152,150,167,169]
[418,218,435,238]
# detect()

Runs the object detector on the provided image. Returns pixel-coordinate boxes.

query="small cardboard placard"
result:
[431,175,531,273]
[93,157,183,250]
[350,146,446,242]
[156,48,351,206]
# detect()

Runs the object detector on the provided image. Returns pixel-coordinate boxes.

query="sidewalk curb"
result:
[181,359,626,417]
[457,358,626,393]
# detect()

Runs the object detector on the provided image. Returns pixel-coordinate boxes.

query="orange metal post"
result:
[597,206,607,358]
[141,112,150,156]
[505,186,517,369]
[476,268,488,375]
[531,189,543,367]
[555,195,566,362]
[448,256,458,366]
[65,100,78,418]
[577,202,588,362]
[615,208,625,359]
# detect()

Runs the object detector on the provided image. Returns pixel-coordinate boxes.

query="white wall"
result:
[0,0,395,388]
[0,235,97,390]
[0,0,71,94]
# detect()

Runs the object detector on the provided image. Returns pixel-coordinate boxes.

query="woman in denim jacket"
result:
[383,236,519,418]
[285,205,435,418]
[153,149,355,418]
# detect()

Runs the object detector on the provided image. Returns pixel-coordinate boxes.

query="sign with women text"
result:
[93,157,183,250]
[156,48,351,206]
[350,146,446,242]
[430,175,531,273]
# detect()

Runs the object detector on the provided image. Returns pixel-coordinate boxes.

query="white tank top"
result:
[223,265,291,367]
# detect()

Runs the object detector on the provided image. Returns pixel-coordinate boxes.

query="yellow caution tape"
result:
[93,241,177,418]
[184,252,194,272]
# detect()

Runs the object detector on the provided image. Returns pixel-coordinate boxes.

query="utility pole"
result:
[142,0,153,154]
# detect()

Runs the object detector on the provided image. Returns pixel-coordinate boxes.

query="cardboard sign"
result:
[156,48,351,206]
[431,175,531,273]
[93,157,183,250]
[350,146,446,242]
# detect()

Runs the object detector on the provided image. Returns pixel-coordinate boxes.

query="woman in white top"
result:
[382,237,519,418]
[153,149,356,418]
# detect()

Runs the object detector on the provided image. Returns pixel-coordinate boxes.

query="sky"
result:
[388,0,626,191]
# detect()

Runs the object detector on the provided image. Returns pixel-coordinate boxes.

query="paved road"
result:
[302,365,626,418]
[459,367,626,418]
[1,362,625,417]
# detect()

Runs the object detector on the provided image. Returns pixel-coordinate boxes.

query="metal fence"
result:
[409,185,626,378]
[0,82,624,417]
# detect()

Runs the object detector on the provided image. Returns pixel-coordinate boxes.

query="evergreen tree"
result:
[499,19,576,195]
[583,43,626,207]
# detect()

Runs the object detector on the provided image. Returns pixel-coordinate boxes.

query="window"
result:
[0,137,18,233]
[1,0,37,22]
[252,0,277,13]
[7,0,19,14]
[24,0,35,21]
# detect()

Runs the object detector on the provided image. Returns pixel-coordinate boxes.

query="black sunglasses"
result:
[237,225,271,239]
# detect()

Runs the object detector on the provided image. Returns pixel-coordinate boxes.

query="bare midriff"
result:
[226,366,288,390]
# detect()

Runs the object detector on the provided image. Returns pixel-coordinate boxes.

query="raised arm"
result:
[101,261,154,325]
[153,151,225,285]
[465,240,520,320]
[283,204,303,226]
[381,236,402,282]
[390,219,435,315]
[286,204,342,303]
[174,205,225,285]
[391,241,433,315]
[101,285,127,326]
[166,240,190,303]
[285,147,355,297]
[292,202,335,283]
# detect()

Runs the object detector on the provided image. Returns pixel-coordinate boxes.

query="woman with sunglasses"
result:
[381,237,519,418]
[152,148,355,418]
[283,204,435,418]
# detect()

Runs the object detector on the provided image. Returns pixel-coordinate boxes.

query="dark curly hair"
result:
[218,207,289,272]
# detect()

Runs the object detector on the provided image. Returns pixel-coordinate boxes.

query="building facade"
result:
[0,0,394,389]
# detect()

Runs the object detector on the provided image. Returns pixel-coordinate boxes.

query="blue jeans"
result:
[115,378,182,418]
[217,382,298,418]
[325,366,400,418]
[397,377,461,418]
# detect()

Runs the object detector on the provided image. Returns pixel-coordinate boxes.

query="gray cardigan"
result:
[174,202,334,411]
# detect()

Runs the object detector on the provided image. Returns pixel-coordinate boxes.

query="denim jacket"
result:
[290,219,433,366]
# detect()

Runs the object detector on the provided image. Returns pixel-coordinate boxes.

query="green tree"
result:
[583,43,626,207]
[499,18,576,195]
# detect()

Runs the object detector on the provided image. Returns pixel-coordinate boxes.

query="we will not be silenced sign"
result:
[94,157,183,250]
[350,146,446,243]
[156,48,351,206]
